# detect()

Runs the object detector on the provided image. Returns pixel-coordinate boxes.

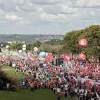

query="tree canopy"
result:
[64,25,100,61]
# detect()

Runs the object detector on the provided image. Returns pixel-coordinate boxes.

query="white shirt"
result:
[64,84,68,90]
[23,82,25,86]
[96,93,100,100]
[7,83,9,88]
[57,88,60,93]
[75,88,78,93]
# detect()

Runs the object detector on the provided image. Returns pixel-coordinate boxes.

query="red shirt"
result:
[34,81,37,86]
[58,93,61,98]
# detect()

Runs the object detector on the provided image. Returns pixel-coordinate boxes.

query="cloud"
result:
[40,4,77,15]
[39,12,70,23]
[18,20,30,25]
[4,13,30,25]
[30,0,66,5]
[72,0,100,8]
[5,14,23,21]
[0,0,76,14]
[0,0,99,34]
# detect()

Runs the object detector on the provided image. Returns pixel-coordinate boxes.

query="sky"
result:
[0,0,100,35]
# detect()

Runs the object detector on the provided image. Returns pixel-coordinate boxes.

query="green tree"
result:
[45,39,64,45]
[64,30,82,54]
[10,42,23,50]
[63,25,100,62]
[29,41,41,51]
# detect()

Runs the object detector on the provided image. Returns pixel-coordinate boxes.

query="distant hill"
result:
[0,34,64,43]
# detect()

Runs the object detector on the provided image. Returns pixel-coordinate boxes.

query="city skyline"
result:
[0,0,100,34]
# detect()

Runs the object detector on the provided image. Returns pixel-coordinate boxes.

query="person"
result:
[57,92,61,100]
[64,91,68,100]
[19,80,23,89]
[19,76,23,89]
[11,84,17,91]
[53,84,56,94]
[79,91,83,100]
[91,92,97,100]
[86,91,91,100]
[64,83,68,92]
[38,81,41,89]
[60,83,63,92]
[6,83,10,90]
[20,76,23,82]
[30,82,34,92]
[96,92,100,100]
[15,68,18,74]
[23,81,25,89]
[57,87,61,93]
[26,80,30,89]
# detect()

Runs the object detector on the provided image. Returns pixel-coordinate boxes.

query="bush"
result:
[0,67,18,89]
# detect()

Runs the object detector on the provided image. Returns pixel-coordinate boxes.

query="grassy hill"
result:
[1,66,26,80]
[0,66,73,100]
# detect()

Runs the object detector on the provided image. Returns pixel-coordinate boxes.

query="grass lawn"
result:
[0,89,73,100]
[0,66,73,100]
[1,66,26,80]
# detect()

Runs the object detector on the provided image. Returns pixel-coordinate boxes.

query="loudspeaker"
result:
[52,58,64,66]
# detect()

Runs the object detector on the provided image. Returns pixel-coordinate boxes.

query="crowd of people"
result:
[0,53,100,100]
[18,64,100,100]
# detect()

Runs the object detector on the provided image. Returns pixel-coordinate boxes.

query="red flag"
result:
[45,53,53,63]
[28,53,35,62]
[86,79,92,90]
[63,54,70,62]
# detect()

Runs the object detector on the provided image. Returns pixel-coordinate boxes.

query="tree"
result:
[63,25,100,62]
[39,43,63,54]
[45,39,64,45]
[64,30,82,54]
[10,42,23,50]
[30,41,41,51]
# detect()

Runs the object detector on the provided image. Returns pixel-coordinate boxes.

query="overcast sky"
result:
[0,0,100,34]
